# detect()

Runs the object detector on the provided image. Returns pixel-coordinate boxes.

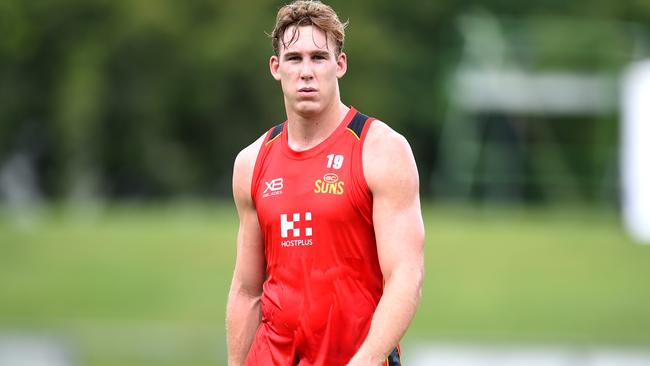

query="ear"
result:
[269,55,281,81]
[336,52,347,79]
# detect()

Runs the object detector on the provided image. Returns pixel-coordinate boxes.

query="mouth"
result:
[298,87,318,98]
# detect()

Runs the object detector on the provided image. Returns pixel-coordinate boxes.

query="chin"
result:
[293,100,323,116]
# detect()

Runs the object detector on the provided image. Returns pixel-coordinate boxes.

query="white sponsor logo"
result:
[280,212,313,247]
[263,178,283,198]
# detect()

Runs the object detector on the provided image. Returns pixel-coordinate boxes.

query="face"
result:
[270,25,347,117]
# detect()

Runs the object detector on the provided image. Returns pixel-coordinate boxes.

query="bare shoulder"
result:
[363,120,419,194]
[234,133,265,174]
[364,120,412,159]
[232,133,266,205]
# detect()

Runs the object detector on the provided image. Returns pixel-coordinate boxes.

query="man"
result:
[226,1,424,365]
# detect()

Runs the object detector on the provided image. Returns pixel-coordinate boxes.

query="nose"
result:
[299,60,314,80]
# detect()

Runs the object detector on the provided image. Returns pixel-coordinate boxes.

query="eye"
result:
[313,55,326,60]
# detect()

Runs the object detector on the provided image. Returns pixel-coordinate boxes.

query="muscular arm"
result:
[348,122,425,366]
[226,136,266,366]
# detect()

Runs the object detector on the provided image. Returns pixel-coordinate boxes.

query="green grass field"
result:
[1,202,649,365]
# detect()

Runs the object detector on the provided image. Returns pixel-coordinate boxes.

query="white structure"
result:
[440,13,650,244]
[408,343,650,366]
[0,335,72,366]
[438,13,619,202]
[622,61,650,244]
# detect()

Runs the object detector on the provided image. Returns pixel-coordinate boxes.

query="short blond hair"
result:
[270,1,348,56]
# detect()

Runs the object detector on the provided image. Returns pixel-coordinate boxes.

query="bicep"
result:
[366,128,424,279]
[231,142,266,296]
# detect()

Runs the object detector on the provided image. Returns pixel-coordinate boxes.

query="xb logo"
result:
[264,178,283,193]
[263,178,283,198]
[280,212,312,238]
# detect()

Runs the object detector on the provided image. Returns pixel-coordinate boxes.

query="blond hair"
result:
[270,1,348,56]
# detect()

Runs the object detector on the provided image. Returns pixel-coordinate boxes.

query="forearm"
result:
[226,289,262,366]
[348,265,423,365]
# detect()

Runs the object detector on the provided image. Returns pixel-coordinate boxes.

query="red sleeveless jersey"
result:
[249,107,388,364]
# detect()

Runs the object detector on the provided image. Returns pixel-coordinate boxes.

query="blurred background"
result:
[1,0,650,365]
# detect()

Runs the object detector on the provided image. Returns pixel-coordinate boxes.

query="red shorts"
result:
[244,322,401,366]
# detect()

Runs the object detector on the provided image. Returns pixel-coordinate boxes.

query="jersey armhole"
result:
[348,116,375,224]
[357,117,376,198]
[250,123,284,205]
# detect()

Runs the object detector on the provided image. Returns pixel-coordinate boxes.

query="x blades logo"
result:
[263,178,283,198]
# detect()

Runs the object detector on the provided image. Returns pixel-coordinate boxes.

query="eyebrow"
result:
[282,50,331,60]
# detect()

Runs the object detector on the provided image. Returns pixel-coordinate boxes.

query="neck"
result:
[285,101,349,152]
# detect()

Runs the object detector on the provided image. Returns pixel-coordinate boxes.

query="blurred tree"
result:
[0,0,648,201]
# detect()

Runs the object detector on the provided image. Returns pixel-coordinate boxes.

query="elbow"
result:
[385,259,424,306]
[402,263,424,311]
[410,248,425,306]
[414,262,424,305]
[229,281,263,301]
[228,275,263,303]
[416,230,425,302]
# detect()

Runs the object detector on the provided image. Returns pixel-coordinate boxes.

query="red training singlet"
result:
[247,107,401,366]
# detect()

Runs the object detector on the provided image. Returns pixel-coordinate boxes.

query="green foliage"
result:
[0,0,649,199]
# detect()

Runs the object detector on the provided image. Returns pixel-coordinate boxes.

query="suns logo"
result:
[314,173,344,195]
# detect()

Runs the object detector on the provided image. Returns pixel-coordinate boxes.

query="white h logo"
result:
[280,212,312,238]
